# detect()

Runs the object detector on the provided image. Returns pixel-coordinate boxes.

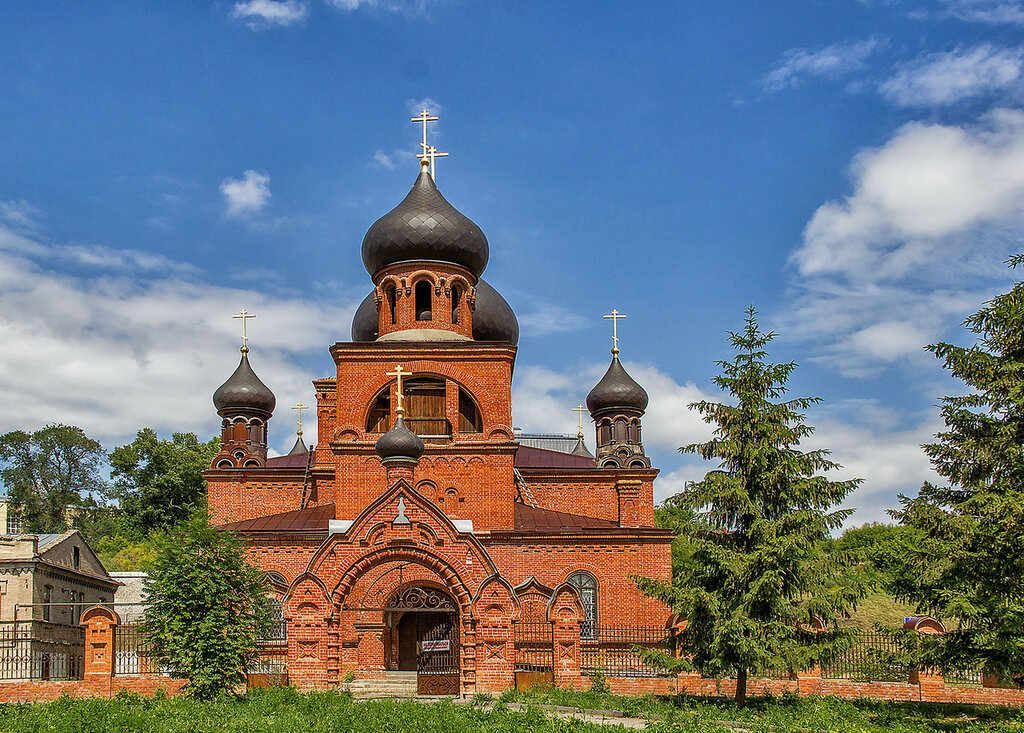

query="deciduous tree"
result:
[0,424,105,533]
[107,428,219,533]
[143,511,270,698]
[635,307,865,706]
[892,256,1024,685]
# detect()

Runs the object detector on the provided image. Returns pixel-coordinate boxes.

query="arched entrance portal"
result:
[386,586,459,695]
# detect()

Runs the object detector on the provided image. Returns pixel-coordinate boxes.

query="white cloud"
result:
[880,44,1024,106]
[762,37,885,91]
[372,149,398,170]
[231,0,307,29]
[944,0,1024,24]
[220,170,272,218]
[0,206,358,455]
[328,0,428,14]
[784,110,1024,376]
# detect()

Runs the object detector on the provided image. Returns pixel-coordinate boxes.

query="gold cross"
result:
[572,404,587,439]
[385,365,412,416]
[419,143,449,182]
[411,108,438,159]
[232,309,256,352]
[291,403,308,436]
[603,309,627,355]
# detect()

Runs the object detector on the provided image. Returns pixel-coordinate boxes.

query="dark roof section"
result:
[351,291,378,342]
[288,434,309,455]
[586,354,648,415]
[361,169,489,278]
[265,453,309,468]
[514,502,618,531]
[515,445,598,469]
[213,351,276,418]
[219,503,335,533]
[472,279,519,346]
[571,438,595,460]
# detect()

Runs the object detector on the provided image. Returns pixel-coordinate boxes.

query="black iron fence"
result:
[113,622,160,676]
[513,622,553,673]
[0,621,85,681]
[580,626,672,678]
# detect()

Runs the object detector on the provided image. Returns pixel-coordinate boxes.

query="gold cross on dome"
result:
[572,404,587,438]
[419,143,449,182]
[232,309,256,352]
[386,365,412,416]
[291,403,308,436]
[603,309,627,355]
[411,108,439,158]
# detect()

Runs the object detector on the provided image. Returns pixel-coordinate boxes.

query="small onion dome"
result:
[374,416,425,462]
[213,351,276,418]
[586,355,649,415]
[571,437,595,460]
[351,291,378,341]
[361,168,489,278]
[473,279,519,345]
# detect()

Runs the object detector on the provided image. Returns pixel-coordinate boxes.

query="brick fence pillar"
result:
[81,605,120,696]
[355,622,387,679]
[904,616,946,700]
[552,618,582,690]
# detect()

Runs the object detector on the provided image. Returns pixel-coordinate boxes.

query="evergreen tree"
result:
[143,511,271,698]
[635,307,865,706]
[0,424,105,532]
[892,256,1024,685]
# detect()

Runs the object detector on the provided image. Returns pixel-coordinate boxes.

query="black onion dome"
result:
[351,291,378,341]
[213,352,277,417]
[374,416,425,461]
[361,169,489,277]
[586,355,649,414]
[472,280,519,345]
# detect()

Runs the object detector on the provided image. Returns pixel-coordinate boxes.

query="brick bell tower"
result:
[211,310,277,468]
[325,146,523,529]
[586,310,651,469]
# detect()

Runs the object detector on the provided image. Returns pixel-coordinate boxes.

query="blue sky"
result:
[2,1,1024,526]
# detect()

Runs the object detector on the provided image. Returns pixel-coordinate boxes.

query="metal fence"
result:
[513,622,553,673]
[822,629,908,682]
[113,622,161,676]
[0,621,85,681]
[580,626,672,678]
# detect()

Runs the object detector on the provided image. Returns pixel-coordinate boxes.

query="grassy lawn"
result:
[0,687,1022,732]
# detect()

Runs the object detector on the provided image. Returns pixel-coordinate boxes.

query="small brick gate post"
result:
[81,605,120,695]
[904,616,946,699]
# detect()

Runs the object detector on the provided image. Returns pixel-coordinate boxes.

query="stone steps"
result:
[347,671,419,698]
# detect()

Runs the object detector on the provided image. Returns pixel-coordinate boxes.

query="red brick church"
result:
[206,152,673,695]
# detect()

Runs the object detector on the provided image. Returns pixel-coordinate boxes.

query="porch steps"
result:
[347,671,419,698]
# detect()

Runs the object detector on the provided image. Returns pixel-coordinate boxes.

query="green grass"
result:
[1,687,1022,733]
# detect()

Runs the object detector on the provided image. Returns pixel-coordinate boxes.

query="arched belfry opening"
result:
[415,281,432,321]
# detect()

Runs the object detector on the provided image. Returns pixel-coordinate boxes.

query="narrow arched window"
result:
[451,286,461,325]
[458,387,482,433]
[568,572,598,639]
[415,281,432,321]
[386,285,397,325]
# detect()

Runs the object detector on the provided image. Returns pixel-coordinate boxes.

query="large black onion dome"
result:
[586,355,649,414]
[473,280,519,345]
[361,169,489,277]
[351,291,378,341]
[213,351,277,417]
[374,416,425,461]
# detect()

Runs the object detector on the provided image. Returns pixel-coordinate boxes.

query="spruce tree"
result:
[635,307,864,706]
[892,256,1024,685]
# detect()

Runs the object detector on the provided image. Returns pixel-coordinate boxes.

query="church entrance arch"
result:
[386,586,459,693]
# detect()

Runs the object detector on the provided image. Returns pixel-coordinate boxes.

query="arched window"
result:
[614,417,628,442]
[415,281,432,321]
[457,387,482,433]
[598,421,612,446]
[567,572,597,639]
[366,392,390,433]
[405,377,447,436]
[451,286,461,324]
[386,285,397,325]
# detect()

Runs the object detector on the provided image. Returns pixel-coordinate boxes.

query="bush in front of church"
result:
[142,511,272,699]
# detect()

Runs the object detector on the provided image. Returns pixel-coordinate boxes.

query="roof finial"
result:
[386,365,412,417]
[291,402,308,437]
[410,108,447,181]
[411,108,438,155]
[603,309,627,356]
[572,404,587,440]
[420,143,449,182]
[232,308,256,353]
